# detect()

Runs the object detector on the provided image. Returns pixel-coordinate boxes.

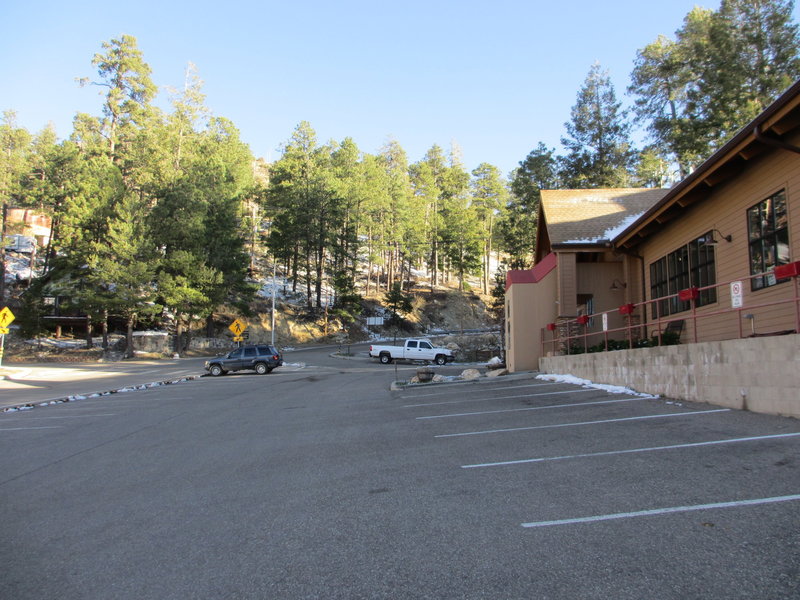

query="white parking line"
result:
[0,426,63,431]
[435,409,730,438]
[417,395,648,420]
[521,494,800,528]
[404,386,577,408]
[2,414,116,420]
[462,432,800,468]
[401,382,561,400]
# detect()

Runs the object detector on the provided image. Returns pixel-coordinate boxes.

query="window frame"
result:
[650,232,718,318]
[747,189,790,291]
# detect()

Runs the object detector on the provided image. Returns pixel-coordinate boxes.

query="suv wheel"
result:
[435,354,447,366]
[209,364,224,377]
[255,362,268,375]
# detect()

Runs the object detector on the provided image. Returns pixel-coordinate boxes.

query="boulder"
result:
[416,367,435,383]
[461,368,482,380]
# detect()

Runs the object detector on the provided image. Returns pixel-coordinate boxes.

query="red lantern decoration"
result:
[546,323,556,331]
[678,287,699,301]
[576,315,590,325]
[618,303,636,315]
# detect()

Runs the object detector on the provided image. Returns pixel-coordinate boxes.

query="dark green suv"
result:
[204,345,283,376]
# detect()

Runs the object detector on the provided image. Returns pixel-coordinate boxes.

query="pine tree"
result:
[79,35,157,163]
[383,282,413,326]
[561,63,634,188]
[470,163,507,293]
[85,193,160,357]
[630,0,800,173]
[500,143,557,269]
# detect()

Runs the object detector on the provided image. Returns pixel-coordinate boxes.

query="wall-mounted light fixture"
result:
[610,278,627,291]
[703,229,733,246]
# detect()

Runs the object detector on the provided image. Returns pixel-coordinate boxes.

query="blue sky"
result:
[3,0,798,177]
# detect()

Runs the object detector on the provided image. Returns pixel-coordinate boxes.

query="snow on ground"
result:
[3,252,38,283]
[536,373,659,398]
[23,335,125,349]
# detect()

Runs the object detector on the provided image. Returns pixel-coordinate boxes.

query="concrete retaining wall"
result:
[539,334,800,418]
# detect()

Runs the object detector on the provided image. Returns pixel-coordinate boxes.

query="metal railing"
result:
[541,262,800,357]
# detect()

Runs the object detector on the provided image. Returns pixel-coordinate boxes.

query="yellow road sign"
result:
[228,318,246,336]
[0,307,15,328]
[232,335,244,342]
[0,327,8,335]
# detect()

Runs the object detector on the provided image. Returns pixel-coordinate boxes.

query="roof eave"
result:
[551,241,612,251]
[614,78,800,249]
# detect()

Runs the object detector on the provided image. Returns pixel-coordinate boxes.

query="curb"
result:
[390,369,539,391]
[1,375,203,414]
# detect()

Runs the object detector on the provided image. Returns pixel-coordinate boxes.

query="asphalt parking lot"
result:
[400,376,800,525]
[2,355,799,599]
[394,375,800,597]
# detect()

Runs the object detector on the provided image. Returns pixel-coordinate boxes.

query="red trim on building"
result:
[506,252,557,291]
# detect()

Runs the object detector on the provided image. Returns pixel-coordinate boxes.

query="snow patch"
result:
[536,373,658,398]
[561,211,646,245]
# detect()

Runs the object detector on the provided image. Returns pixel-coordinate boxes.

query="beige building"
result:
[506,78,800,377]
[505,189,667,372]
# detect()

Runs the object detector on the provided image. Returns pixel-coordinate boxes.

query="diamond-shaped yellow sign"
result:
[0,307,15,328]
[228,318,246,336]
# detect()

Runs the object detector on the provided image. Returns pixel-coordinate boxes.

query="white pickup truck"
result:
[369,339,455,365]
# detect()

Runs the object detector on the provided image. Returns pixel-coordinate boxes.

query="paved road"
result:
[1,345,798,599]
[0,357,210,410]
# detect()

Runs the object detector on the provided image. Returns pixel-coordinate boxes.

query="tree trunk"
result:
[315,243,324,308]
[125,316,135,359]
[305,251,313,308]
[206,313,214,338]
[85,314,93,349]
[183,320,192,354]
[102,310,109,350]
[174,312,183,356]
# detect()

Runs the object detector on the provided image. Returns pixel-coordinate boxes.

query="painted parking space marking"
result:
[435,408,730,438]
[400,382,562,400]
[0,426,63,431]
[521,494,800,528]
[1,413,117,420]
[417,395,648,420]
[403,386,582,408]
[462,432,800,469]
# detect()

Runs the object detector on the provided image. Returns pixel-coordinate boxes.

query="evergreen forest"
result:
[1,0,799,347]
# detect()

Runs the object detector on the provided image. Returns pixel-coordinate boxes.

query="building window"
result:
[748,190,790,290]
[650,232,718,318]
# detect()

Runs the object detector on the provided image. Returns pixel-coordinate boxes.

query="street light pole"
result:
[271,258,276,346]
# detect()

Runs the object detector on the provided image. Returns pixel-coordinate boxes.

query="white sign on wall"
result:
[602,313,608,331]
[731,281,744,308]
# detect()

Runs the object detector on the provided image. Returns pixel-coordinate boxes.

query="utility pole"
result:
[0,204,7,303]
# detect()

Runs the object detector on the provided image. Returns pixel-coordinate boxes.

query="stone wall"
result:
[539,334,800,418]
[131,333,232,355]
